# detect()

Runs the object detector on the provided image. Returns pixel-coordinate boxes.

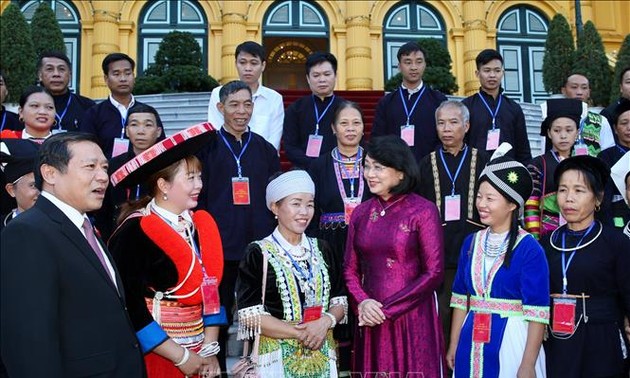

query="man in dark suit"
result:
[1,132,145,377]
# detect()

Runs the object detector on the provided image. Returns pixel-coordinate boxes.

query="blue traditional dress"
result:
[450,228,550,377]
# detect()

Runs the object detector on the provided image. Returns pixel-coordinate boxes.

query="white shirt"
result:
[22,130,52,140]
[40,191,118,287]
[149,198,193,226]
[207,84,284,151]
[109,94,136,121]
[401,81,424,99]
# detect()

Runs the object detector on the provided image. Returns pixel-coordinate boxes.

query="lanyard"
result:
[219,128,252,178]
[478,92,503,130]
[0,112,6,131]
[332,148,364,199]
[550,149,562,163]
[617,144,629,154]
[481,231,510,295]
[439,146,468,196]
[119,115,127,138]
[272,235,314,285]
[55,95,72,130]
[399,86,426,125]
[560,222,595,294]
[312,95,335,135]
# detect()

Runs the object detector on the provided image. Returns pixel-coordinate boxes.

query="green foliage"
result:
[611,34,630,102]
[543,14,575,94]
[0,4,36,103]
[384,38,458,94]
[30,2,66,57]
[135,31,219,94]
[573,21,613,107]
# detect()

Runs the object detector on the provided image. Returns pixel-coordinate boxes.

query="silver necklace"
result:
[377,196,405,216]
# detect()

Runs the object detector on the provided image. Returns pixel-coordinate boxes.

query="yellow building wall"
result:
[1,0,627,99]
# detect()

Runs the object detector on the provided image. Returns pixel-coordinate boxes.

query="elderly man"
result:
[36,51,96,132]
[417,100,489,340]
[197,80,280,374]
[1,132,145,377]
[207,41,284,151]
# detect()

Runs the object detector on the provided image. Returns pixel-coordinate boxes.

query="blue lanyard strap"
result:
[560,222,595,294]
[398,86,426,125]
[312,95,336,135]
[219,128,252,177]
[335,148,362,198]
[617,144,629,154]
[550,149,561,163]
[478,92,503,130]
[272,235,314,284]
[0,112,6,131]
[55,95,72,129]
[439,146,468,196]
[481,230,510,294]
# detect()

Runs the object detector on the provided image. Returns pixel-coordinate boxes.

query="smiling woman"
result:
[0,86,56,140]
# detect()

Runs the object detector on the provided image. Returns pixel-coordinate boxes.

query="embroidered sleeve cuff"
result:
[450,293,468,311]
[237,304,269,340]
[137,321,169,354]
[203,306,228,327]
[523,305,550,324]
[329,296,348,324]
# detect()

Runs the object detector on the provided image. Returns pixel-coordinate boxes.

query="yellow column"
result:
[220,1,248,83]
[462,0,488,96]
[90,2,121,98]
[344,2,372,90]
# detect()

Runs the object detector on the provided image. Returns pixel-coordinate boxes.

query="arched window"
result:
[19,0,82,92]
[262,1,329,89]
[496,6,549,103]
[138,0,208,74]
[383,1,446,83]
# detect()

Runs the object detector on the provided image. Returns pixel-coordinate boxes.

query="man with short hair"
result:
[0,70,20,132]
[283,52,346,169]
[197,80,280,375]
[36,51,95,132]
[463,49,531,163]
[372,41,447,162]
[602,67,630,128]
[417,100,488,340]
[207,41,284,151]
[80,53,164,158]
[542,72,615,156]
[1,132,145,377]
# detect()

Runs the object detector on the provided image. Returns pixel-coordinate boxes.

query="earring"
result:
[162,193,168,201]
[595,203,601,212]
[274,215,278,220]
[18,116,24,123]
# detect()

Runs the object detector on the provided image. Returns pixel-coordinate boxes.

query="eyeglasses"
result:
[364,164,389,174]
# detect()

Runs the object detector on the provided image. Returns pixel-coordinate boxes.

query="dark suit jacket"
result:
[0,196,145,377]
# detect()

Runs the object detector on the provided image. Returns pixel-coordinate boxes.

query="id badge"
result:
[552,296,576,334]
[400,124,415,146]
[444,195,461,222]
[472,312,492,343]
[232,177,250,205]
[302,304,323,323]
[574,143,588,156]
[306,134,323,157]
[343,197,360,224]
[201,276,220,315]
[112,138,129,158]
[486,129,500,151]
[52,129,67,135]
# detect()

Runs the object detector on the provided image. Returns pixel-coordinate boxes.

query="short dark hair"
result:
[102,53,135,75]
[235,41,266,62]
[332,100,364,126]
[219,80,252,103]
[619,67,630,84]
[554,155,609,203]
[36,51,72,73]
[396,42,427,62]
[475,49,503,69]
[34,132,100,190]
[562,71,589,87]
[19,85,53,108]
[366,135,419,195]
[306,52,337,75]
[126,103,164,130]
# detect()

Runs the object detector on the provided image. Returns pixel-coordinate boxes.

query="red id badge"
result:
[302,305,323,323]
[306,134,323,157]
[201,276,220,315]
[444,195,461,221]
[343,198,360,224]
[473,312,492,343]
[552,297,576,334]
[232,177,250,205]
[574,143,589,156]
[486,129,500,151]
[400,124,415,146]
[112,138,130,158]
